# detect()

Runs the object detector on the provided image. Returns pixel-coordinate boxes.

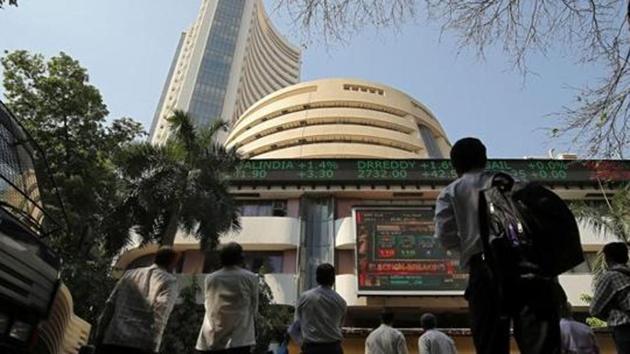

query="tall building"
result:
[149,0,301,144]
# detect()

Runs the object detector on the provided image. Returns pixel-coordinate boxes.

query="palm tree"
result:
[571,183,629,274]
[104,110,241,252]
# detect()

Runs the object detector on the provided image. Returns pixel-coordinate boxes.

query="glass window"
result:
[238,200,287,217]
[188,0,246,126]
[243,251,284,273]
[418,125,443,158]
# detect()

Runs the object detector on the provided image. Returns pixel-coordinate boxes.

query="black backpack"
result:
[478,172,584,280]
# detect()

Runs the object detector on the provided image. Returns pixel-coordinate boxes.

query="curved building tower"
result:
[225,78,451,158]
[150,0,301,144]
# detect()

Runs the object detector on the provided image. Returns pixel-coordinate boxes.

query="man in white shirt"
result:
[97,247,179,354]
[365,310,408,354]
[418,313,457,354]
[196,242,259,354]
[295,263,347,354]
[560,302,599,354]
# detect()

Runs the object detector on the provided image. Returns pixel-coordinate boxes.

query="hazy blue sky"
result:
[0,0,603,157]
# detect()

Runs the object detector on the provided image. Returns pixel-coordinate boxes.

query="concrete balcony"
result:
[559,274,593,308]
[335,217,355,249]
[177,272,297,306]
[175,216,300,250]
[335,274,362,306]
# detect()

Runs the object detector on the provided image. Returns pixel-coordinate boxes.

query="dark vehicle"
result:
[0,101,69,353]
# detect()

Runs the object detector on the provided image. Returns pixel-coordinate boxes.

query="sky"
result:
[0,0,604,158]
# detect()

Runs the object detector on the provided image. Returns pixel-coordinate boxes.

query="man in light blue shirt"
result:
[418,313,457,354]
[365,310,408,354]
[294,263,347,354]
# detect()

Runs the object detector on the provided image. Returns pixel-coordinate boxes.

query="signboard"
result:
[354,208,467,295]
[231,159,630,184]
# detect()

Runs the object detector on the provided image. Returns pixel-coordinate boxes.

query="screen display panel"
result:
[354,207,467,295]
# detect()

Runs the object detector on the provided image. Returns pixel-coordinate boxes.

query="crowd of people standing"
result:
[91,137,630,354]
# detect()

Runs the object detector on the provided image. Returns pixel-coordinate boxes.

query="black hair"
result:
[603,242,629,265]
[316,263,335,287]
[420,313,437,330]
[381,309,395,325]
[154,247,178,268]
[220,242,244,266]
[450,137,487,176]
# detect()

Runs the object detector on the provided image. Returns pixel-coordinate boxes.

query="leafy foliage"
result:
[112,110,241,250]
[160,278,204,354]
[279,0,630,157]
[255,276,294,354]
[1,50,144,322]
[0,0,17,8]
[572,183,630,243]
[579,294,608,328]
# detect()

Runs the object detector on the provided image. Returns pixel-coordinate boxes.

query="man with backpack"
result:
[591,242,630,354]
[434,137,578,354]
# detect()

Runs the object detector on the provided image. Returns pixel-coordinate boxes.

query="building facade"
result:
[149,0,301,144]
[225,78,451,158]
[118,79,628,352]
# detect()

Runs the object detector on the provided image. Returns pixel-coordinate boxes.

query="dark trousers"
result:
[97,344,154,354]
[613,324,630,354]
[195,347,251,354]
[302,342,343,354]
[466,255,561,354]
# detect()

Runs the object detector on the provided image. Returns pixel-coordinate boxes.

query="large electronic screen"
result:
[354,208,467,295]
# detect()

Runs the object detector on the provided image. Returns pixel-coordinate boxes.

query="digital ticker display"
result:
[354,208,467,295]
[231,159,629,184]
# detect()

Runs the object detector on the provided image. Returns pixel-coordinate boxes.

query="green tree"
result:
[0,0,17,8]
[571,183,630,277]
[111,110,240,249]
[1,50,144,322]
[280,0,630,158]
[160,278,205,354]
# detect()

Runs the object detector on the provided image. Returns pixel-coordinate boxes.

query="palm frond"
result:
[167,110,198,157]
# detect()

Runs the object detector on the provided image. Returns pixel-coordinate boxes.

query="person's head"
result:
[603,242,629,267]
[561,301,573,319]
[450,137,487,176]
[154,247,179,271]
[316,263,335,287]
[420,313,437,330]
[219,242,244,267]
[380,309,395,325]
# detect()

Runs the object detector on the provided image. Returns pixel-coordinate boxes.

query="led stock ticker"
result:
[231,159,630,184]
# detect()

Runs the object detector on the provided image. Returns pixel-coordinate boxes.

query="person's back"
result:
[418,330,457,354]
[295,263,347,354]
[297,285,346,342]
[435,168,494,267]
[418,314,457,354]
[591,242,630,354]
[434,137,561,354]
[98,248,179,354]
[365,310,408,354]
[196,243,259,353]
